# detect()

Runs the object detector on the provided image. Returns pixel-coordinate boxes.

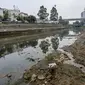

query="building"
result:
[0,7,20,21]
[0,8,4,16]
[0,6,28,21]
[19,12,28,17]
[81,9,85,18]
[8,9,20,21]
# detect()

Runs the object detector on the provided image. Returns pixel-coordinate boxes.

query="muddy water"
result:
[0,29,81,85]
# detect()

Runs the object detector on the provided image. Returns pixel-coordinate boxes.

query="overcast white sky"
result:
[0,0,85,18]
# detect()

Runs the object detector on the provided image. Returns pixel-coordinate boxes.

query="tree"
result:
[37,5,49,20]
[50,5,58,21]
[3,10,9,21]
[27,15,36,23]
[59,16,69,25]
[17,15,24,22]
[59,16,62,21]
[73,21,81,27]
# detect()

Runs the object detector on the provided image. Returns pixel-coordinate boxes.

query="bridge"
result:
[63,18,85,21]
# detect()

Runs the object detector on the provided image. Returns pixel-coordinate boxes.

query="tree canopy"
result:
[17,15,24,21]
[27,15,36,23]
[50,5,58,21]
[3,10,9,21]
[37,5,49,20]
[59,16,69,25]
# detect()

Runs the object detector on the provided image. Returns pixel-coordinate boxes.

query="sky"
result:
[0,0,85,19]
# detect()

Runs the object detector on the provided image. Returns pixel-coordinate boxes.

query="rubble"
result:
[22,32,85,85]
[38,75,45,80]
[31,74,37,81]
[23,50,85,85]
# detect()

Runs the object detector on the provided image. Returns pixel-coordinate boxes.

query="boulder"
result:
[31,74,37,81]
[38,75,45,80]
[23,73,31,80]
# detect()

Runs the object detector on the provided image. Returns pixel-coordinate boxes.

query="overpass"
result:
[63,18,85,21]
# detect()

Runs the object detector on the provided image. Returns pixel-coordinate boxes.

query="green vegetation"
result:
[17,15,25,22]
[59,16,69,25]
[37,5,49,20]
[73,21,83,27]
[0,15,3,21]
[3,10,9,21]
[27,15,36,23]
[50,5,58,21]
[17,15,36,23]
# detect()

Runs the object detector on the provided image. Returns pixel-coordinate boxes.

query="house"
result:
[0,7,28,21]
[8,9,20,21]
[19,12,28,17]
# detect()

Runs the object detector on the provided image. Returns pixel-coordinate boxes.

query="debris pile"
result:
[23,52,85,85]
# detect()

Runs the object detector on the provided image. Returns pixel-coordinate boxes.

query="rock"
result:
[42,84,45,85]
[45,81,47,84]
[48,63,57,68]
[46,75,52,79]
[38,75,45,80]
[23,73,31,80]
[31,74,37,81]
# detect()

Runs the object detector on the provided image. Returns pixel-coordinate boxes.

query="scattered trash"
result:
[48,63,57,68]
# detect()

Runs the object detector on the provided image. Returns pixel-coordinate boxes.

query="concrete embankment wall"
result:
[0,29,68,46]
[0,24,66,38]
[0,23,63,29]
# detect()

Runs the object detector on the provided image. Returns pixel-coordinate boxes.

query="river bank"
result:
[0,28,83,85]
[18,29,85,85]
[22,51,85,85]
[0,24,66,38]
[62,31,85,66]
[0,29,68,47]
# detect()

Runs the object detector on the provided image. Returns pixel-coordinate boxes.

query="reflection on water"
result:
[72,27,83,34]
[59,30,69,41]
[0,40,38,58]
[51,37,59,51]
[39,40,50,53]
[0,28,81,85]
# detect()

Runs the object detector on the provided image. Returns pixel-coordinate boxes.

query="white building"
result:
[81,9,85,18]
[8,9,20,21]
[0,6,28,21]
[19,12,28,17]
[0,8,4,16]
